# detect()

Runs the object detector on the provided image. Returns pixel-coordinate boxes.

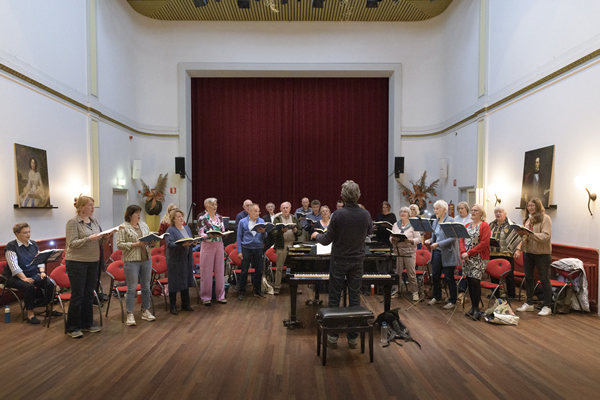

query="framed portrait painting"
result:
[14,143,51,208]
[520,145,554,208]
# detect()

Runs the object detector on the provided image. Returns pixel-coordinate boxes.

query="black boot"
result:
[465,307,474,317]
[170,306,178,315]
[471,308,481,321]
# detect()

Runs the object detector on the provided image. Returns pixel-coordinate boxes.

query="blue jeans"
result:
[328,260,363,341]
[240,247,263,295]
[65,260,98,332]
[431,250,457,303]
[523,252,552,307]
[123,260,152,313]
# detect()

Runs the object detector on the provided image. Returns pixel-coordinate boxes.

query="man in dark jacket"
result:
[312,181,373,349]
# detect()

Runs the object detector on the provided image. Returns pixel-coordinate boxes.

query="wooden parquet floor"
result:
[1,284,599,400]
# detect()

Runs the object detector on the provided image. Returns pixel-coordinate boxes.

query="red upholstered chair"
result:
[49,264,103,333]
[535,268,584,314]
[413,248,431,292]
[150,246,165,258]
[480,259,512,308]
[265,247,284,282]
[415,248,431,267]
[105,260,155,323]
[105,249,122,266]
[224,243,237,257]
[228,249,254,289]
[151,255,169,311]
[224,243,237,276]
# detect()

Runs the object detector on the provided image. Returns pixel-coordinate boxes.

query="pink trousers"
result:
[200,241,225,302]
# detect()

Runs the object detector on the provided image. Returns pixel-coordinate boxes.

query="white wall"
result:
[0,77,89,244]
[95,123,180,233]
[95,0,479,132]
[488,0,600,99]
[0,0,88,100]
[482,0,600,248]
[486,62,600,246]
[396,122,479,214]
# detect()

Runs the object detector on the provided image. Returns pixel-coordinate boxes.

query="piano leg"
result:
[283,281,302,328]
[383,284,392,311]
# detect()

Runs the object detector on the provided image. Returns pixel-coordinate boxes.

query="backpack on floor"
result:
[374,308,421,349]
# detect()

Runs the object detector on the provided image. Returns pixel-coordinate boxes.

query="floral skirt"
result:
[463,256,487,280]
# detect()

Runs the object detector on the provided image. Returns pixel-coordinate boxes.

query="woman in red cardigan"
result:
[459,204,490,320]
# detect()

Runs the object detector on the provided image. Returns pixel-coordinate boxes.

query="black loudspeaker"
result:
[175,157,185,178]
[394,157,404,178]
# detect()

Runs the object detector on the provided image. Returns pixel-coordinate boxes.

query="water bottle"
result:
[381,322,388,343]
[4,305,10,323]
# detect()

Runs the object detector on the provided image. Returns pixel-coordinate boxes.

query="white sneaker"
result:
[516,303,535,312]
[126,313,136,326]
[443,302,455,310]
[428,298,438,306]
[141,309,156,321]
[412,292,420,302]
[538,306,552,316]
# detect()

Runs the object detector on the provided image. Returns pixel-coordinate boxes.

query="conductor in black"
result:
[311,180,373,349]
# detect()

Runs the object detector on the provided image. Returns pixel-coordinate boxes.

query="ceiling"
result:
[127,0,452,22]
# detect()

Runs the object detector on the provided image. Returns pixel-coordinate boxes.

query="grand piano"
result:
[283,241,398,328]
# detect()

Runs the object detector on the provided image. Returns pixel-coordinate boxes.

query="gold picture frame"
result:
[14,143,52,208]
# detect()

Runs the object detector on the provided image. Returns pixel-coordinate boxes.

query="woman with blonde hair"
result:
[165,208,196,314]
[459,204,490,320]
[197,198,227,306]
[158,203,179,235]
[64,196,112,338]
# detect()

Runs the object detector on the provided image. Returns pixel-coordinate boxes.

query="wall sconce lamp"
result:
[117,178,126,187]
[575,176,597,216]
[488,185,501,206]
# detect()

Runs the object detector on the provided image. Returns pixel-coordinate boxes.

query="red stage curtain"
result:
[191,78,388,220]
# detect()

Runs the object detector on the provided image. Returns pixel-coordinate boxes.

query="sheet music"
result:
[316,243,332,255]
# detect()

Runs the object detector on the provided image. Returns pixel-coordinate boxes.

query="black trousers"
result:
[65,260,98,332]
[169,289,191,308]
[7,273,55,310]
[240,247,264,295]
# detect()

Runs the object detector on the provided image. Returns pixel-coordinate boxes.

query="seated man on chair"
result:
[3,222,60,324]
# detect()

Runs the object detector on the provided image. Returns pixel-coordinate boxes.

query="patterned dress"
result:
[463,223,487,279]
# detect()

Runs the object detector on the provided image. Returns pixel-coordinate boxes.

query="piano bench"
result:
[315,306,374,366]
